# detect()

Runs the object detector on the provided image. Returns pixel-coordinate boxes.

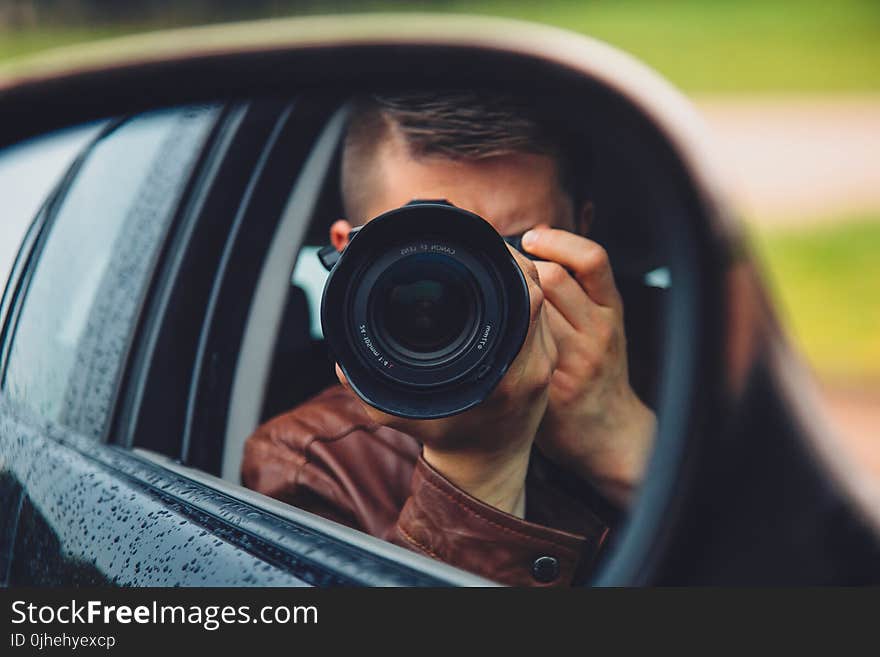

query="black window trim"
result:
[172,94,343,475]
[109,102,249,452]
[180,102,293,464]
[108,99,300,463]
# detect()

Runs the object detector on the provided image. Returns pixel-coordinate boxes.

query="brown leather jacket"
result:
[241,385,611,586]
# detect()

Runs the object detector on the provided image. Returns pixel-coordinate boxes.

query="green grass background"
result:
[750,217,880,384]
[1,0,878,381]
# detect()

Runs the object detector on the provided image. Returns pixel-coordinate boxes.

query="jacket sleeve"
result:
[240,386,421,538]
[241,385,609,587]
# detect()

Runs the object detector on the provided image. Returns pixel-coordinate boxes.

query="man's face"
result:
[332,131,586,248]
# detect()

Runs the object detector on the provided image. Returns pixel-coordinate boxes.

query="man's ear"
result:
[330,219,354,251]
[576,201,594,235]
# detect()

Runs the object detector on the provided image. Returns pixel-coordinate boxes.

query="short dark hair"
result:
[341,90,589,223]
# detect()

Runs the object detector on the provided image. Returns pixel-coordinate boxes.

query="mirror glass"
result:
[0,89,678,586]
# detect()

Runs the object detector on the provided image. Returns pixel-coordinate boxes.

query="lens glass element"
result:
[371,253,478,362]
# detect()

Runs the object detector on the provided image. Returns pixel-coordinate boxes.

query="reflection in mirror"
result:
[242,89,668,587]
[0,90,671,587]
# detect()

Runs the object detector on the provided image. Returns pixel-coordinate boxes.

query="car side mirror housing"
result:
[2,15,877,585]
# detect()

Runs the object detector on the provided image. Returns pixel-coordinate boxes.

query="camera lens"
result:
[371,253,478,363]
[320,201,530,418]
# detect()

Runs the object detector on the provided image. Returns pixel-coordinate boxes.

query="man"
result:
[242,92,656,586]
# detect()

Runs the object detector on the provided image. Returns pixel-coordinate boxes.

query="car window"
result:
[3,106,220,439]
[0,122,106,289]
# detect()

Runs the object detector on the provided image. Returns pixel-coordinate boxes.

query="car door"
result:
[0,100,481,587]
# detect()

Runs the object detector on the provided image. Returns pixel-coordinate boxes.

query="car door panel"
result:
[0,470,25,586]
[1,402,472,586]
[2,405,308,586]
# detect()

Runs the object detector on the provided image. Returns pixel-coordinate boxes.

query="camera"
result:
[318,200,532,419]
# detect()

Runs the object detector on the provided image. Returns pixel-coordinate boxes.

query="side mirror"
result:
[1,15,877,585]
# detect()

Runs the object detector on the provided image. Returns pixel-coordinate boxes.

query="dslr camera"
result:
[318,200,535,419]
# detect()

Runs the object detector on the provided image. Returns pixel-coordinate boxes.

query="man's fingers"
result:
[538,305,559,370]
[542,298,579,345]
[521,228,621,310]
[534,260,594,331]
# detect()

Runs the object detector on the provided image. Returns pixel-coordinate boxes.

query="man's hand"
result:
[335,248,558,518]
[521,227,656,507]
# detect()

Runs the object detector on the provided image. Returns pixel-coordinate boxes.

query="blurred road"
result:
[697,95,880,224]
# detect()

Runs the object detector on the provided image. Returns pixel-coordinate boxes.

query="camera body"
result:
[318,200,531,419]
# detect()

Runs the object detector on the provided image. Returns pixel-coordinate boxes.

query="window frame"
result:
[108,98,333,467]
[106,100,259,458]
